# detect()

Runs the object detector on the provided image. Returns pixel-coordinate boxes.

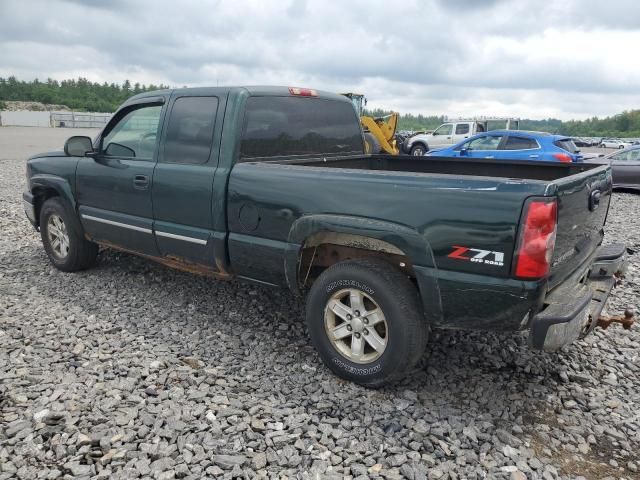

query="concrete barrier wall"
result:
[0,111,111,128]
[0,111,52,127]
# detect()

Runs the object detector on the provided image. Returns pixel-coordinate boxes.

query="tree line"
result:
[0,77,169,113]
[1,77,638,137]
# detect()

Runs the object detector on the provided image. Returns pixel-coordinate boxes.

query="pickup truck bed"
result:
[23,85,629,387]
[287,154,593,180]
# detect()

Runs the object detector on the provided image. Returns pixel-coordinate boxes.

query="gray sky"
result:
[0,0,638,120]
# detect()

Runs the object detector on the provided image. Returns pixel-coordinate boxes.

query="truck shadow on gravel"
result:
[96,249,566,397]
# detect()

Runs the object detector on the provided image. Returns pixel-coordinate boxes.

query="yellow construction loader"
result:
[342,93,399,154]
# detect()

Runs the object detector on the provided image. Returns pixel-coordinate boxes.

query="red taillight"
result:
[514,199,558,279]
[553,153,572,163]
[288,87,318,97]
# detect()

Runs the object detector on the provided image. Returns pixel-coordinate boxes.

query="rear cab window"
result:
[240,97,364,159]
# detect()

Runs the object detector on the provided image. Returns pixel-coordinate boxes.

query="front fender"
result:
[30,174,77,221]
[284,214,443,322]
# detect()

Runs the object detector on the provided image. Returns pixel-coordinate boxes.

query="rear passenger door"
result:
[151,93,225,267]
[498,135,540,160]
[452,122,471,145]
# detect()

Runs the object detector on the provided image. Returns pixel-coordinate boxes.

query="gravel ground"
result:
[1,127,639,480]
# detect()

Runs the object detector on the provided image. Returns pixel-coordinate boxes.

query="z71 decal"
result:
[448,246,505,267]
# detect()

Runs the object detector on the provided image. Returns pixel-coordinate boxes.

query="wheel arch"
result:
[30,175,76,227]
[284,214,443,322]
[411,141,429,154]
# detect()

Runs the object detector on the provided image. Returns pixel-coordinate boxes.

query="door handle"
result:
[485,156,494,158]
[133,174,149,189]
[529,154,539,158]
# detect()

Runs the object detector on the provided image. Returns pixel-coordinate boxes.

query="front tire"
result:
[363,132,381,154]
[305,258,428,387]
[40,197,98,272]
[410,143,428,156]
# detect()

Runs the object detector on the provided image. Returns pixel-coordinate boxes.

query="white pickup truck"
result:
[404,118,520,156]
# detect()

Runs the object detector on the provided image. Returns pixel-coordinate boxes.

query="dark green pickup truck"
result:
[23,86,628,386]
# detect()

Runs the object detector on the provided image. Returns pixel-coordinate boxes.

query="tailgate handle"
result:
[589,189,601,211]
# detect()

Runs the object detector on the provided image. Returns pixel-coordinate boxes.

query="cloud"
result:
[0,0,638,119]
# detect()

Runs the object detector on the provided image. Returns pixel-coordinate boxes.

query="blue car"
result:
[426,130,583,163]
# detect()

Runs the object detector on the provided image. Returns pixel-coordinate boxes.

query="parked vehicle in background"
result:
[403,117,520,156]
[342,92,399,155]
[584,145,640,190]
[425,130,583,162]
[23,86,627,387]
[599,138,633,149]
[573,137,600,147]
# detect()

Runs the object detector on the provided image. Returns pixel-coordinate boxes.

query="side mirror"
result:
[104,142,135,157]
[64,136,94,157]
[460,147,469,156]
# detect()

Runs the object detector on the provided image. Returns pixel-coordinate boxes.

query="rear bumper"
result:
[23,191,37,227]
[529,243,626,351]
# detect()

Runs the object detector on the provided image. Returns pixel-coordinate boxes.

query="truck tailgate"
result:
[547,164,612,290]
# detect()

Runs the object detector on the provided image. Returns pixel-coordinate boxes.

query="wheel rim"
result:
[412,147,424,156]
[47,214,70,259]
[324,288,388,364]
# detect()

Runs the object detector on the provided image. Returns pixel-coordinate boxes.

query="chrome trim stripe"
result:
[155,230,208,245]
[81,214,152,234]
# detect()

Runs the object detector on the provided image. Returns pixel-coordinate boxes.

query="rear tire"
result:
[40,197,98,272]
[305,258,428,387]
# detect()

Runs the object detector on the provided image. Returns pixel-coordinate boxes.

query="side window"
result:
[455,123,470,135]
[102,104,162,159]
[467,135,503,150]
[433,124,453,136]
[610,151,627,161]
[502,136,538,150]
[163,97,218,164]
[454,139,471,151]
[630,150,640,161]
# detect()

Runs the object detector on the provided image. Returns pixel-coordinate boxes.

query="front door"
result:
[465,134,504,159]
[430,123,454,148]
[152,94,223,266]
[76,100,165,255]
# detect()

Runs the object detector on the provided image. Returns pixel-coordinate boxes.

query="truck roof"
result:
[125,86,350,103]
